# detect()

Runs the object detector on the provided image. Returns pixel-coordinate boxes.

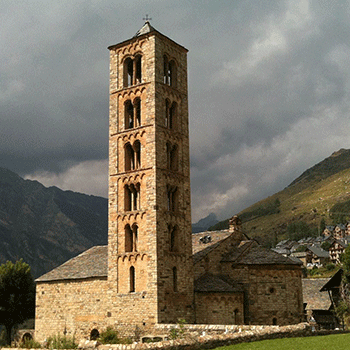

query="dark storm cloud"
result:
[1,1,350,221]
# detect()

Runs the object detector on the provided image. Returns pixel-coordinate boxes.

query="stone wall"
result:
[35,278,109,342]
[16,323,350,350]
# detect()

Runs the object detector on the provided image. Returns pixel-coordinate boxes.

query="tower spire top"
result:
[143,14,152,22]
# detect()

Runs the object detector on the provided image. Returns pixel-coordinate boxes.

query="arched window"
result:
[165,99,170,127]
[132,223,138,252]
[168,60,177,87]
[167,185,177,212]
[125,100,134,129]
[163,55,168,84]
[125,141,141,171]
[124,58,134,87]
[130,266,135,292]
[135,98,141,127]
[125,143,135,171]
[169,225,178,252]
[134,140,141,169]
[135,55,142,84]
[125,99,142,130]
[166,141,178,171]
[125,224,133,252]
[172,267,178,292]
[169,102,176,129]
[163,55,177,87]
[124,56,142,87]
[165,100,176,129]
[272,317,277,325]
[124,183,140,211]
[125,224,138,252]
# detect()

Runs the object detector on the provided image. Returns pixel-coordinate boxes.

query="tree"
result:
[319,217,326,234]
[0,260,35,345]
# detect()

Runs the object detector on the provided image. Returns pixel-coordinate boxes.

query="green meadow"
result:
[214,333,350,350]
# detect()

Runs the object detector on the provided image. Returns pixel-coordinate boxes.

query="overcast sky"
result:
[2,1,350,222]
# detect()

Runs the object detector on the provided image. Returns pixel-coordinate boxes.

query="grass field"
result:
[214,333,350,350]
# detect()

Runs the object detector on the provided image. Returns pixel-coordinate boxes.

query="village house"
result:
[329,239,348,264]
[34,21,304,342]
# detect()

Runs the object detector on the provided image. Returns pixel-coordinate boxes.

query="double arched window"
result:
[124,183,140,211]
[124,55,142,87]
[125,140,141,171]
[125,223,138,252]
[167,185,177,212]
[125,98,141,130]
[165,99,177,129]
[163,55,177,87]
[166,142,178,171]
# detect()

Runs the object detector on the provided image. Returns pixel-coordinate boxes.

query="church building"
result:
[35,22,303,342]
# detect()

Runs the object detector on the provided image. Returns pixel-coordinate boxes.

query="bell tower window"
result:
[169,225,178,252]
[125,224,138,252]
[163,55,177,87]
[124,55,142,87]
[167,185,177,212]
[165,100,176,129]
[125,99,142,130]
[124,183,140,211]
[125,140,141,171]
[166,142,178,171]
[135,55,142,84]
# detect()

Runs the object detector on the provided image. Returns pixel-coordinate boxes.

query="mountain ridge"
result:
[208,149,350,246]
[0,167,107,278]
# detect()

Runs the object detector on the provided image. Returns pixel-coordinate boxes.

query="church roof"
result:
[134,21,155,37]
[221,241,301,265]
[36,229,300,282]
[194,274,244,293]
[108,21,188,52]
[35,245,107,282]
[192,230,232,264]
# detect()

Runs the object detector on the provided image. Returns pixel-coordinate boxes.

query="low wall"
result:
[8,323,349,350]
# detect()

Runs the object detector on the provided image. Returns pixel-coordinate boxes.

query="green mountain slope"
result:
[209,149,350,246]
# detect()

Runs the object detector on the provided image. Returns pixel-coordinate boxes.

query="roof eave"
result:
[108,29,188,52]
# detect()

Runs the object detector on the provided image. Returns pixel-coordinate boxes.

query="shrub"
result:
[21,338,41,348]
[169,318,186,339]
[326,263,336,271]
[47,334,78,349]
[99,327,119,344]
[99,327,132,345]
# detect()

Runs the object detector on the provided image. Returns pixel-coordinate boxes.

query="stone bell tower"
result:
[107,22,194,325]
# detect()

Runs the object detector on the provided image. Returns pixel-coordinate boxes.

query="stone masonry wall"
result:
[35,278,109,342]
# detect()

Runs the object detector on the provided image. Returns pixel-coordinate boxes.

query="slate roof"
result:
[222,241,301,265]
[37,229,301,282]
[134,21,155,37]
[36,246,108,282]
[302,278,331,310]
[194,274,244,293]
[108,21,188,52]
[307,245,329,258]
[192,230,232,264]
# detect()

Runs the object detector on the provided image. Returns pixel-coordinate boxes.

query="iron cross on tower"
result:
[143,14,152,22]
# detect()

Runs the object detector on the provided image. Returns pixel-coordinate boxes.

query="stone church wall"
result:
[220,264,303,325]
[194,292,244,325]
[35,278,109,342]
